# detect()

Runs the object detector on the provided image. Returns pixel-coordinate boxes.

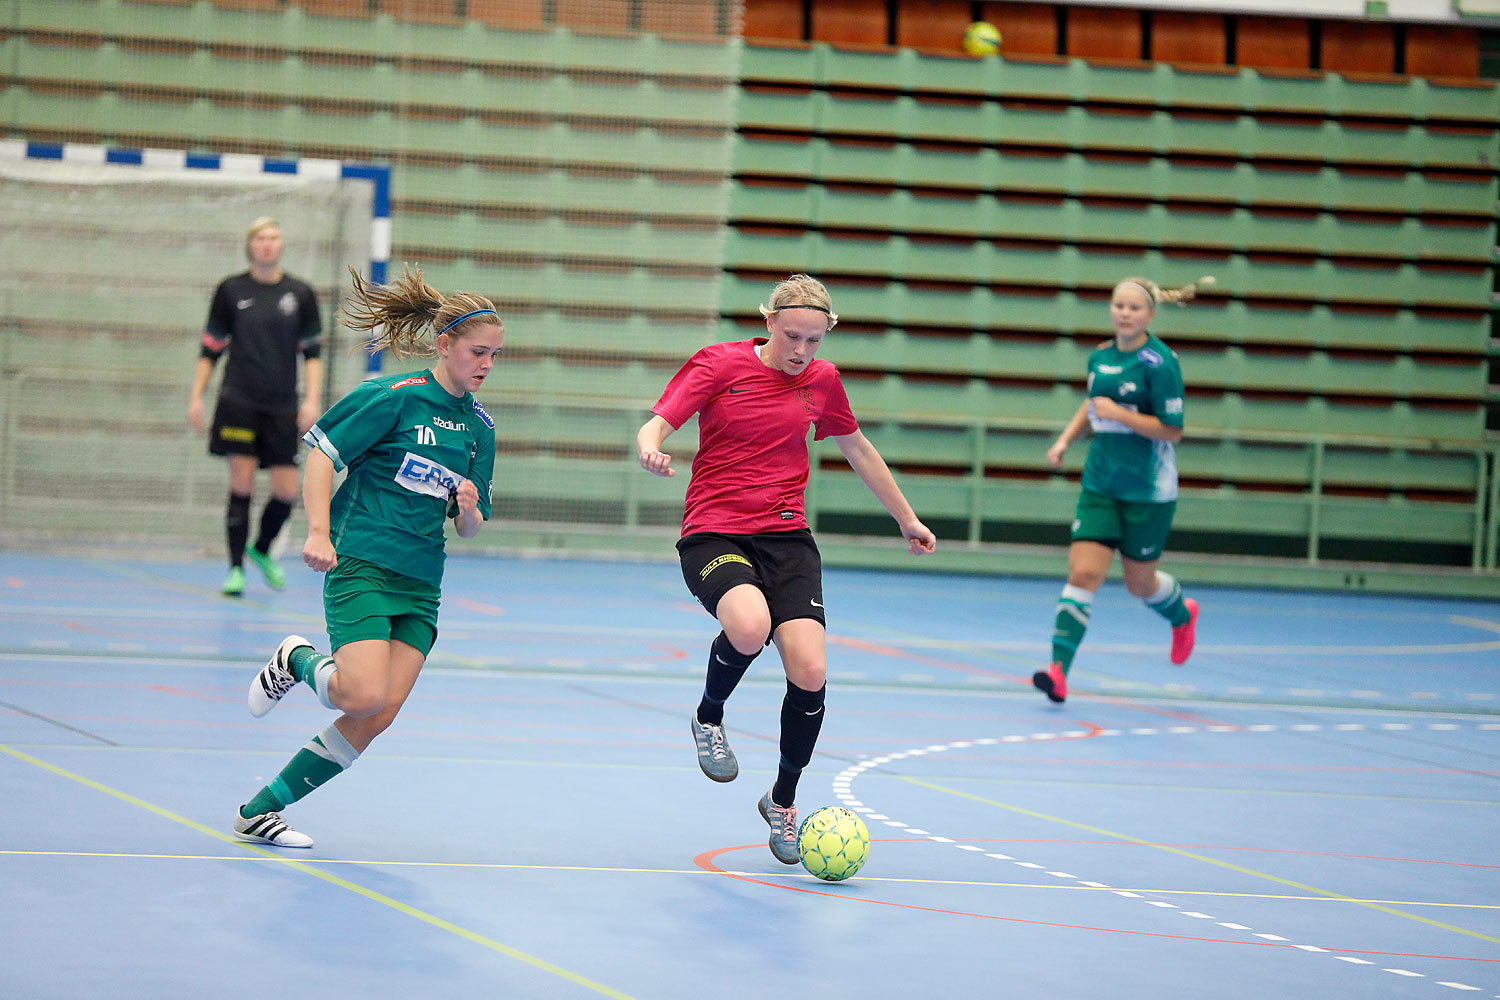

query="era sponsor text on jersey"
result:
[394,452,464,500]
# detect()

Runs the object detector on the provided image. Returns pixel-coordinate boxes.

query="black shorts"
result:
[676,529,825,636]
[208,396,299,468]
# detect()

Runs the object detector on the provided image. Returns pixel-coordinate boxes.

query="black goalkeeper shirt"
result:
[201,271,322,410]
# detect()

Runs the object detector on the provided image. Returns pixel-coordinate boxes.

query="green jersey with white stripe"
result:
[303,369,495,587]
[1080,333,1185,504]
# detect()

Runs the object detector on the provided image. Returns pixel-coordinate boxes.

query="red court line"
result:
[692,843,1500,962]
[1088,696,1234,727]
[451,597,506,616]
[148,685,240,704]
[825,634,1237,728]
[827,634,1031,685]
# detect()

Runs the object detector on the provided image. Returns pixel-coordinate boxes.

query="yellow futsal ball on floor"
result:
[962,20,1002,56]
[797,806,870,882]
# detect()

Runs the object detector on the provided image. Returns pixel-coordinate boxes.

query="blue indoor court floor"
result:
[1,549,1497,999]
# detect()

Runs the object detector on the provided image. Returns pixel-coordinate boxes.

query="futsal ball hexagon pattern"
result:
[962,21,1002,56]
[797,806,870,882]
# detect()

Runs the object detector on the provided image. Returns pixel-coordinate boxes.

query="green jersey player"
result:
[233,265,503,848]
[1034,276,1213,705]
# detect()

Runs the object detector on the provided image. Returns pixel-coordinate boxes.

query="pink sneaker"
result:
[1032,662,1067,703]
[1170,598,1198,665]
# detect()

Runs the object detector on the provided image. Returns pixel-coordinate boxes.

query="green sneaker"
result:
[222,565,245,597]
[246,547,286,590]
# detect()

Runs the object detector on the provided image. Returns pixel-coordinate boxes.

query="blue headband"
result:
[437,308,498,335]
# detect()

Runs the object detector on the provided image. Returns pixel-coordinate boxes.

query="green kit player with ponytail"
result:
[232,264,503,848]
[1034,276,1211,705]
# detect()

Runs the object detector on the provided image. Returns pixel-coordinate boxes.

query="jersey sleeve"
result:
[201,281,233,359]
[297,283,323,360]
[469,433,496,521]
[812,366,860,440]
[468,401,496,521]
[1150,351,1186,428]
[651,347,721,429]
[302,380,400,473]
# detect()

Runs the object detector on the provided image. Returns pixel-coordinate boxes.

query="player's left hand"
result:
[903,519,937,556]
[1090,396,1124,421]
[453,478,480,519]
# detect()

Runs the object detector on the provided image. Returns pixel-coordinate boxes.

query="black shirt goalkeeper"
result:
[202,272,322,410]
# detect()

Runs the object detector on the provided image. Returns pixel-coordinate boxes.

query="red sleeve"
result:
[651,346,722,429]
[812,366,859,440]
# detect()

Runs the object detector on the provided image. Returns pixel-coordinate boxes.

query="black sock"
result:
[253,498,293,555]
[696,632,758,726]
[771,680,826,806]
[226,493,251,568]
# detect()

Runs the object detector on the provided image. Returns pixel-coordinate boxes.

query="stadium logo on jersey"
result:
[395,453,463,500]
[432,417,467,432]
[390,376,429,390]
[1138,348,1163,368]
[278,292,298,316]
[1118,381,1137,396]
[1097,364,1123,374]
[1164,397,1183,415]
[473,400,494,428]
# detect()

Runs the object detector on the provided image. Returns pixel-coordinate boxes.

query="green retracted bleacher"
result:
[1,0,739,553]
[727,40,1497,574]
[2,1,1495,585]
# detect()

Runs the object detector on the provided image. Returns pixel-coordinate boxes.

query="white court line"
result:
[833,724,1493,994]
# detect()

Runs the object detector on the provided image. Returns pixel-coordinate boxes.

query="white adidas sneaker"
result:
[248,635,312,718]
[233,810,313,848]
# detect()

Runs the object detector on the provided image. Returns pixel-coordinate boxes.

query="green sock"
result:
[289,645,338,708]
[240,723,360,818]
[288,644,322,682]
[1144,572,1190,627]
[1051,585,1094,673]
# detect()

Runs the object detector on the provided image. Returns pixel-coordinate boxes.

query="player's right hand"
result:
[187,399,205,431]
[303,535,337,573]
[1046,440,1068,468]
[639,449,675,477]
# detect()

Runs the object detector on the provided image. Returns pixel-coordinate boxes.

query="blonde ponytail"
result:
[1118,275,1216,308]
[343,263,500,360]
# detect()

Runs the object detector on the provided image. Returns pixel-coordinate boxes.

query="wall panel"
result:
[1236,15,1311,71]
[978,1,1058,58]
[1152,11,1226,67]
[811,0,888,45]
[1065,5,1142,62]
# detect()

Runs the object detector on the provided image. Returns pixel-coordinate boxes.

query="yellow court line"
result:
[898,774,1500,947]
[8,850,1497,912]
[0,744,638,1000]
[96,561,329,626]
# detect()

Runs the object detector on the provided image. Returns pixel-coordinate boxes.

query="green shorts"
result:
[322,555,441,656]
[1071,489,1177,563]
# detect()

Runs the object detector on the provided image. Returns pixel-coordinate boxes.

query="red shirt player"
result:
[637,273,936,865]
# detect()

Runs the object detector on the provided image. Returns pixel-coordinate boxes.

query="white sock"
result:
[1145,572,1179,607]
[308,656,338,710]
